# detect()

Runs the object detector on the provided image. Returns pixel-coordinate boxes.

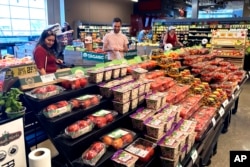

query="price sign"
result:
[236,85,240,90]
[191,149,198,163]
[219,107,225,117]
[212,117,217,127]
[40,73,56,83]
[222,99,229,108]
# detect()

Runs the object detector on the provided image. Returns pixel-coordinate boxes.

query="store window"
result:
[0,0,47,36]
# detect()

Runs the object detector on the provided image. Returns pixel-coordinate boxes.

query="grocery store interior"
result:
[1,0,250,167]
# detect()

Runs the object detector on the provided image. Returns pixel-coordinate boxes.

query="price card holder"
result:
[219,107,225,117]
[212,117,217,127]
[231,94,235,100]
[190,149,198,163]
[246,73,249,79]
[222,99,229,108]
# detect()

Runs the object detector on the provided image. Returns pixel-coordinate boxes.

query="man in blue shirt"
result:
[137,29,149,42]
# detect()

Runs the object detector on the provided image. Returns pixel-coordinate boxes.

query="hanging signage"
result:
[10,64,37,77]
[0,117,27,167]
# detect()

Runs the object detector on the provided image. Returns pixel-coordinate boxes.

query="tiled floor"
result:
[209,79,250,167]
[33,80,250,166]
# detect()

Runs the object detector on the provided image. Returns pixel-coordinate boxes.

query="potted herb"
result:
[0,88,26,119]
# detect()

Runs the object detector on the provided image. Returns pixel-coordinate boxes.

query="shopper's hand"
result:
[56,59,63,64]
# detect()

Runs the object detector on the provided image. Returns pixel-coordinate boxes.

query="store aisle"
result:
[209,79,250,167]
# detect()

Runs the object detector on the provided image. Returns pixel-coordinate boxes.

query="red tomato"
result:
[94,117,107,128]
[77,120,89,128]
[67,124,79,132]
[46,85,57,92]
[79,78,88,88]
[82,100,91,109]
[33,87,47,94]
[46,104,57,111]
[121,133,133,143]
[90,96,99,105]
[105,113,114,122]
[145,146,155,157]
[83,150,97,160]
[71,80,81,90]
[61,80,71,89]
[91,142,104,153]
[87,115,95,122]
[70,99,80,108]
[57,101,68,108]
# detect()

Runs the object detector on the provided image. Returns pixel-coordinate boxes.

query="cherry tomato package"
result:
[88,109,118,128]
[26,85,64,99]
[59,74,88,90]
[101,128,136,150]
[65,119,94,139]
[81,142,106,166]
[70,94,102,109]
[111,150,139,167]
[43,100,72,118]
[125,138,156,162]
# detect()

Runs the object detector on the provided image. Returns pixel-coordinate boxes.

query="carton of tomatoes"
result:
[101,128,136,150]
[87,68,104,83]
[125,138,156,162]
[88,109,118,128]
[131,68,148,80]
[144,117,165,139]
[65,119,94,139]
[111,150,139,167]
[70,94,101,109]
[158,135,181,160]
[59,74,88,90]
[81,141,106,166]
[26,85,64,99]
[43,100,72,118]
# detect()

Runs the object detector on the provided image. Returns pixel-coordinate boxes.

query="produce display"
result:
[82,142,106,166]
[101,128,135,150]
[70,94,101,110]
[60,74,88,90]
[43,100,72,118]
[65,119,94,139]
[0,56,33,68]
[25,85,64,99]
[88,109,117,128]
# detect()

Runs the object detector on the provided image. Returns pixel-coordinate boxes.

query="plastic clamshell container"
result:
[27,85,64,99]
[144,117,165,138]
[130,97,139,110]
[113,100,131,114]
[72,94,102,110]
[158,136,181,159]
[130,108,157,131]
[119,64,129,77]
[132,68,148,80]
[90,109,118,128]
[111,150,139,167]
[113,86,131,103]
[101,128,136,150]
[112,67,121,79]
[146,94,162,110]
[65,120,94,139]
[138,94,145,105]
[43,100,72,118]
[130,85,139,100]
[87,69,104,83]
[103,68,113,81]
[125,138,156,162]
[81,142,106,166]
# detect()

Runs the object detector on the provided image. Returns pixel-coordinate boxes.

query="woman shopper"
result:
[34,29,63,75]
[163,26,183,47]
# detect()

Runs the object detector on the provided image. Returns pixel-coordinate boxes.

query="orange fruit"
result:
[102,136,113,146]
[112,138,123,150]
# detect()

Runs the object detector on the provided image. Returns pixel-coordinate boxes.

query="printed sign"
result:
[10,64,37,77]
[82,52,106,62]
[0,117,27,166]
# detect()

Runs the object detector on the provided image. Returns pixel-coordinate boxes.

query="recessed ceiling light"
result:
[131,0,138,2]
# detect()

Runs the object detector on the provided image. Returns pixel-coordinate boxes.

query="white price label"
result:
[176,163,183,167]
[40,73,56,83]
[191,149,198,163]
[219,107,225,117]
[222,99,229,108]
[212,117,216,127]
[236,85,240,90]
[232,94,235,100]
[247,74,249,79]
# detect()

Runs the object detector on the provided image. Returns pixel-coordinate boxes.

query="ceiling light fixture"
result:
[131,0,138,2]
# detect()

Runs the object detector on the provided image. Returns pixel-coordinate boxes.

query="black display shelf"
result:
[23,83,99,112]
[36,98,110,138]
[53,107,140,161]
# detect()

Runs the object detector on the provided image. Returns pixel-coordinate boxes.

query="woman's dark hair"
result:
[36,29,58,55]
[62,22,72,32]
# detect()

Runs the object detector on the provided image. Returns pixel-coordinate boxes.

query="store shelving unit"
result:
[211,29,247,68]
[188,26,212,46]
